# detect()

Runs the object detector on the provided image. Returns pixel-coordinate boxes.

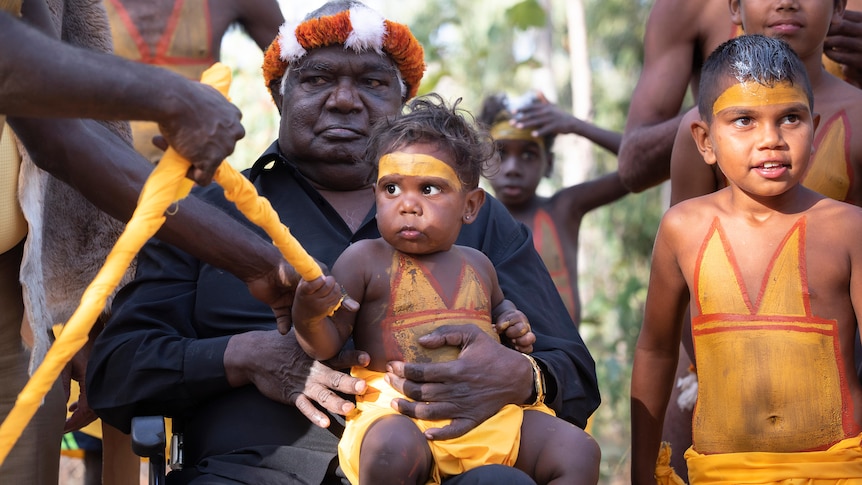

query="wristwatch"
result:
[522,353,546,406]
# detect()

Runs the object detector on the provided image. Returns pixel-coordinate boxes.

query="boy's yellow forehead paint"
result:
[712,81,809,116]
[378,152,462,189]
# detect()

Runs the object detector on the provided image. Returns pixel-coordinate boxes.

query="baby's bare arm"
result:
[292,276,354,360]
[494,300,535,354]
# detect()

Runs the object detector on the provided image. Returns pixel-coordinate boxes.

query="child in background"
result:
[631,34,862,484]
[478,93,628,327]
[292,94,600,485]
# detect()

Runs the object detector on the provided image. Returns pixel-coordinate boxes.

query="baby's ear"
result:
[463,188,485,224]
[691,120,717,166]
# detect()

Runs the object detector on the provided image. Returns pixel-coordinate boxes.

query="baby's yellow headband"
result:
[262,5,425,99]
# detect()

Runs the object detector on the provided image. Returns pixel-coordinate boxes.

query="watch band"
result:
[522,353,546,406]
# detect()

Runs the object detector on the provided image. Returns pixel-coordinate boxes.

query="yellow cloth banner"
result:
[0,63,323,465]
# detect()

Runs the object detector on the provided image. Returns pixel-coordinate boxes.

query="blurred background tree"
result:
[221,1,664,482]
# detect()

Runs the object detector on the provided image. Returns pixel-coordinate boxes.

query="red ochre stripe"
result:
[388,310,489,330]
[693,318,835,336]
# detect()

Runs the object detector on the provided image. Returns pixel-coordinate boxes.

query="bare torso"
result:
[668,191,862,453]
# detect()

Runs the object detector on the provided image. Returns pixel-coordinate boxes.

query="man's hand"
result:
[224,330,369,428]
[62,347,98,433]
[826,9,862,87]
[157,82,245,186]
[244,259,300,334]
[385,324,533,440]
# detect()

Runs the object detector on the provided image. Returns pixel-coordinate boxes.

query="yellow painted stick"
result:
[0,63,322,464]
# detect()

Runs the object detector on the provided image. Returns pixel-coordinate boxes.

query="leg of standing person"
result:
[0,241,65,484]
[660,346,693,480]
[102,422,142,485]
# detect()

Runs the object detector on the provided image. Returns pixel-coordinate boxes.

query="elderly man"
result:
[87,1,601,484]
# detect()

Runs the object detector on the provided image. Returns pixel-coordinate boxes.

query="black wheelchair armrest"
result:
[131,416,166,485]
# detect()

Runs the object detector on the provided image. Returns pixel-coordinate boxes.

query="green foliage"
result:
[412,0,549,113]
[505,0,546,29]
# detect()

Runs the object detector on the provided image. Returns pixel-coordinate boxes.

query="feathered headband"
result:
[262,5,425,99]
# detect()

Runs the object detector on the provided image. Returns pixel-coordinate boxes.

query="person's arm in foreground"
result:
[0,9,243,185]
[86,227,368,433]
[385,196,600,438]
[630,210,690,484]
[617,0,703,192]
[513,92,622,155]
[8,116,295,327]
[668,108,721,206]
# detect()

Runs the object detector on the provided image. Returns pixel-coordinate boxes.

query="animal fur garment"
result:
[17,0,133,372]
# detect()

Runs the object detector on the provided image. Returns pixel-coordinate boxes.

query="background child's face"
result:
[375,142,483,255]
[731,0,844,58]
[693,78,816,197]
[486,138,550,208]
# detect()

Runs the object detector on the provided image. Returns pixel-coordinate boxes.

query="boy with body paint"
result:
[631,34,862,485]
[291,95,600,485]
[665,1,862,476]
[478,93,628,327]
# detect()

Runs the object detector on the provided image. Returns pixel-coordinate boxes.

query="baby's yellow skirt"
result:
[338,366,554,485]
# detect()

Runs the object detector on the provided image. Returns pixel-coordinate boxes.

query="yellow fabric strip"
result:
[685,434,862,484]
[655,442,687,485]
[712,81,809,117]
[0,63,323,465]
[214,160,322,280]
[378,152,462,191]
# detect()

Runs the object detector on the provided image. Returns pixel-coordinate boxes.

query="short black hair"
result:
[365,93,495,189]
[698,34,813,122]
